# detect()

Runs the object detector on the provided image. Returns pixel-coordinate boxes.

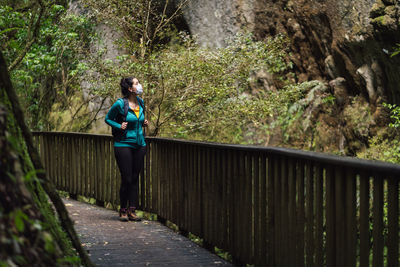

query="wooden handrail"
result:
[33,131,400,175]
[32,131,400,266]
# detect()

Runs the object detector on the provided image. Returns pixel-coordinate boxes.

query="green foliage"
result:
[215,247,233,262]
[11,209,29,232]
[2,0,397,164]
[358,103,400,164]
[92,30,338,148]
[1,0,95,130]
[270,80,338,150]
[101,32,296,144]
[358,134,400,164]
[82,0,187,58]
[57,256,82,265]
[343,97,374,139]
[24,168,45,183]
[383,103,400,128]
[391,43,400,57]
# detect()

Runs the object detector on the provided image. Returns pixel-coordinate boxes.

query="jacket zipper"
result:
[135,108,141,144]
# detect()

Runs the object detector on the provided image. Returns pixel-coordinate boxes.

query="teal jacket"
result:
[105,97,146,148]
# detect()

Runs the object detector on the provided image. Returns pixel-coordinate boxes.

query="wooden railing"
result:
[32,132,400,267]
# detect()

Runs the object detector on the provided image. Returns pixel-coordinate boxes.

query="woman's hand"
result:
[143,120,149,127]
[121,122,128,130]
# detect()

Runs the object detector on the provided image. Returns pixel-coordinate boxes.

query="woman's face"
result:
[129,78,139,94]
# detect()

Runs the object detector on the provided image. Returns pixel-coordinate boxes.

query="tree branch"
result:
[79,96,107,131]
[153,0,188,39]
[153,63,166,136]
[8,0,45,72]
[14,1,37,13]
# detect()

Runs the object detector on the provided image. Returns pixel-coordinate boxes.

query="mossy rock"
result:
[384,5,398,18]
[371,14,397,31]
[370,0,386,18]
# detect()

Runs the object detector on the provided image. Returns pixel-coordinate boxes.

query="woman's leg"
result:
[114,146,134,209]
[127,146,147,208]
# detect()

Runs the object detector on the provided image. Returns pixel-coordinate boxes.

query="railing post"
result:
[373,176,384,267]
[281,156,289,267]
[335,167,346,266]
[287,158,296,267]
[326,166,336,267]
[345,169,357,266]
[296,160,305,267]
[387,176,399,267]
[266,155,274,266]
[359,172,370,267]
[305,161,314,267]
[314,164,323,267]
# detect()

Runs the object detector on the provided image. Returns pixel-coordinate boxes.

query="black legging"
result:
[114,146,146,209]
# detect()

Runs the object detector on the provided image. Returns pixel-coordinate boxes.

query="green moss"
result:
[371,15,396,29]
[372,15,386,25]
[27,181,77,259]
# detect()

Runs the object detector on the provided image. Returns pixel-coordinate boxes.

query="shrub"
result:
[357,104,400,164]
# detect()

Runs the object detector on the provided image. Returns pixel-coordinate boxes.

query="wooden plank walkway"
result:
[64,198,234,266]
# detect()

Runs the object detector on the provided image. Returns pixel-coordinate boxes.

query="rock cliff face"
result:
[177,0,256,47]
[177,0,400,152]
[179,0,400,106]
[67,1,122,133]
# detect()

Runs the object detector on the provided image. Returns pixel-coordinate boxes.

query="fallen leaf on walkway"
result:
[65,204,73,206]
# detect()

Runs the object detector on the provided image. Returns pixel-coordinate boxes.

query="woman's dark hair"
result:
[120,77,134,96]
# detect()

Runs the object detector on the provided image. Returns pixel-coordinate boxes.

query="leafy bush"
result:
[90,31,339,149]
[383,103,400,129]
[357,134,400,164]
[357,104,400,164]
[106,32,297,144]
[274,81,336,149]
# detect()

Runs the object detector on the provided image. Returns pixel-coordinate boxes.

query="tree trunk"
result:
[0,50,94,267]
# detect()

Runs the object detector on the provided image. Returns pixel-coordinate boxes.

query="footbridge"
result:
[32,132,400,266]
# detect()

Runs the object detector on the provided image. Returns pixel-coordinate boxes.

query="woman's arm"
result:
[105,100,123,129]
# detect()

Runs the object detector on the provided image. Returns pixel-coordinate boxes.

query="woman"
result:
[105,77,148,221]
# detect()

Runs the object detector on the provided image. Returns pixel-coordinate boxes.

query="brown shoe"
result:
[128,207,141,221]
[119,208,128,222]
